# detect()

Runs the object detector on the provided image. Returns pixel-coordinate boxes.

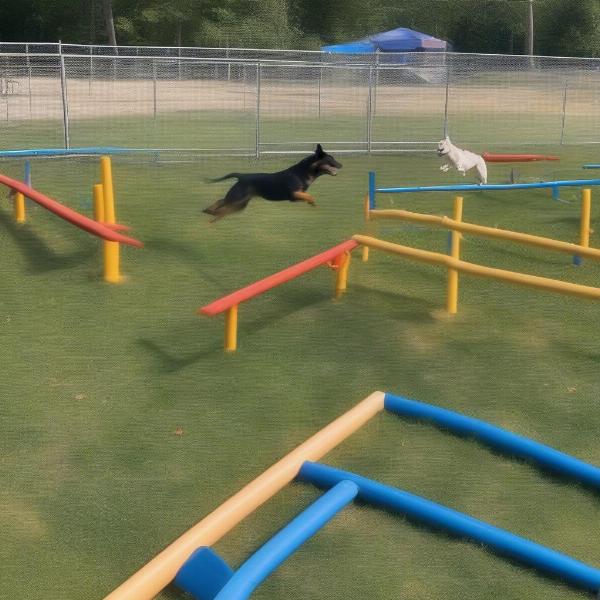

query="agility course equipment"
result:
[0,173,141,247]
[367,170,600,209]
[199,239,358,351]
[103,391,600,600]
[365,188,596,310]
[201,190,598,348]
[482,152,559,163]
[1,156,142,283]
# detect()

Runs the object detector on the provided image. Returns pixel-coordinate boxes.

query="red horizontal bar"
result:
[199,239,359,316]
[0,173,143,248]
[482,152,560,163]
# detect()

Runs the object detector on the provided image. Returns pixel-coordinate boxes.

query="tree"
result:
[103,0,117,46]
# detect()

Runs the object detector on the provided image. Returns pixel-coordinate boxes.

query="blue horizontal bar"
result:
[384,393,600,490]
[0,147,145,157]
[299,462,600,593]
[583,165,600,169]
[213,480,358,600]
[376,179,600,194]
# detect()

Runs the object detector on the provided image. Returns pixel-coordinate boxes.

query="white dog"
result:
[437,137,487,184]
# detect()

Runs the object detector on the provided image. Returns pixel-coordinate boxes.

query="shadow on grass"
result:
[0,208,96,273]
[146,237,229,292]
[137,282,438,372]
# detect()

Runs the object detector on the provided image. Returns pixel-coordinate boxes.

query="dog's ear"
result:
[315,144,324,157]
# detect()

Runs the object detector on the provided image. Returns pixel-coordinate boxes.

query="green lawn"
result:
[1,137,600,600]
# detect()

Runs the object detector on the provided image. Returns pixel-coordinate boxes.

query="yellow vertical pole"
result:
[14,192,26,223]
[225,305,238,352]
[93,184,105,222]
[362,193,370,262]
[100,156,116,223]
[100,157,120,283]
[580,188,591,249]
[335,251,351,299]
[446,195,463,314]
[574,188,592,266]
[103,241,121,283]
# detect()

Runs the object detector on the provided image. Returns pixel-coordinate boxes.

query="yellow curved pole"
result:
[353,235,600,301]
[369,208,600,261]
[103,391,385,600]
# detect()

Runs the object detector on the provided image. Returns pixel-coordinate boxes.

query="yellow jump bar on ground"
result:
[353,235,600,301]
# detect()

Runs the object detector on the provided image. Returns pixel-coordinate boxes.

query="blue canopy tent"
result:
[321,27,448,54]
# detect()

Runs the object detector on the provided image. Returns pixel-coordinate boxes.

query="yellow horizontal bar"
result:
[103,391,386,600]
[369,209,600,261]
[353,235,600,301]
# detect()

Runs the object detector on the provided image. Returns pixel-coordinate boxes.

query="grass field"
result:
[2,132,600,600]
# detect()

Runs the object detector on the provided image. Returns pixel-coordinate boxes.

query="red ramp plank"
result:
[200,239,359,316]
[0,173,143,248]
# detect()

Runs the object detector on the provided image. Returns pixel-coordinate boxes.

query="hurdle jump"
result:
[103,391,600,600]
[199,240,359,351]
[368,191,595,264]
[367,170,600,209]
[1,156,142,283]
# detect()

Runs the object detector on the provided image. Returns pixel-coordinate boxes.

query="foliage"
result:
[1,0,600,57]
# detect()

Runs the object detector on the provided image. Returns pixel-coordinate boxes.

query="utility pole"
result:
[527,0,534,55]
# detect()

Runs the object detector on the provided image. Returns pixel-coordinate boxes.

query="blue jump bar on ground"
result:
[298,462,600,593]
[376,179,600,193]
[583,165,600,169]
[213,480,358,600]
[383,393,600,490]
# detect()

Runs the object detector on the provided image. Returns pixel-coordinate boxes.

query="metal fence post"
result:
[153,58,158,120]
[88,45,93,95]
[255,61,261,158]
[26,43,32,116]
[443,64,451,138]
[366,65,374,154]
[560,80,568,146]
[58,40,70,149]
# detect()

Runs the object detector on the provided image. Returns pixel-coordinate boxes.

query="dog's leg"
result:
[292,191,317,206]
[476,160,488,185]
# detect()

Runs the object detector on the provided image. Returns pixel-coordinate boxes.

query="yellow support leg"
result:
[362,246,369,262]
[574,189,592,266]
[93,184,105,222]
[446,196,463,314]
[335,251,351,299]
[14,192,25,223]
[225,305,238,352]
[580,188,591,249]
[103,241,121,284]
[100,156,116,224]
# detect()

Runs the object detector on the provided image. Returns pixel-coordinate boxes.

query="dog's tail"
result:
[205,173,242,184]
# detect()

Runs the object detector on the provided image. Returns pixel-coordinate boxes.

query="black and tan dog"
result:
[203,144,342,222]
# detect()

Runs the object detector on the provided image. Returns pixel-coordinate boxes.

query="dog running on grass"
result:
[203,144,342,222]
[437,136,487,184]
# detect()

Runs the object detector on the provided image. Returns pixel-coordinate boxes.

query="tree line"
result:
[1,0,599,57]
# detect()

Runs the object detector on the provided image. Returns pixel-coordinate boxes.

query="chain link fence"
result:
[1,44,600,156]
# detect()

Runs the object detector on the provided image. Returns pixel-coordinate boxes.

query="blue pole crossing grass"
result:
[384,393,600,490]
[299,461,600,593]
